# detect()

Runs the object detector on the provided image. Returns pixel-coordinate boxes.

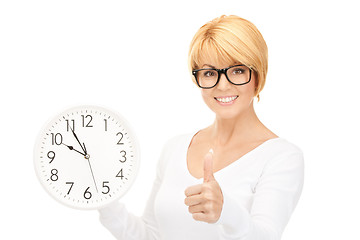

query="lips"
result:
[214,95,238,104]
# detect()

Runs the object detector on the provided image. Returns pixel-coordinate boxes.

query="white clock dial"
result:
[34,105,140,210]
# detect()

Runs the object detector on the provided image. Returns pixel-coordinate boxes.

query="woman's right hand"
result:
[184,151,224,223]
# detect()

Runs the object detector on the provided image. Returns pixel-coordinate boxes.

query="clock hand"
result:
[61,143,86,157]
[82,142,91,160]
[68,127,97,192]
[69,126,86,154]
[80,142,97,192]
[83,142,87,155]
[86,156,98,193]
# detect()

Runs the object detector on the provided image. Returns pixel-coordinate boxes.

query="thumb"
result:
[203,149,215,182]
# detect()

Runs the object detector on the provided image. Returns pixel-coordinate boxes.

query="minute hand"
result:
[61,143,86,157]
[70,126,86,154]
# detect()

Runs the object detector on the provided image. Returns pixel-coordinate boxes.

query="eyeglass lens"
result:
[195,65,250,88]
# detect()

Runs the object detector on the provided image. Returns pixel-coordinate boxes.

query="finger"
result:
[192,212,208,222]
[188,203,205,214]
[184,194,203,206]
[203,149,215,183]
[184,184,202,197]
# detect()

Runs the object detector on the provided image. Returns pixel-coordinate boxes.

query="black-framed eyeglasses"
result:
[192,64,252,89]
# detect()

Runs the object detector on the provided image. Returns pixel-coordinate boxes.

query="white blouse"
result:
[99,131,304,240]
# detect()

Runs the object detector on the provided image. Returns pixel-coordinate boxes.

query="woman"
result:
[99,15,304,240]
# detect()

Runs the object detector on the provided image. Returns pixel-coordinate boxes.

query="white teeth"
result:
[216,96,237,103]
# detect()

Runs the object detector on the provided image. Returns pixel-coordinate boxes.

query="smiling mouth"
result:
[214,95,238,103]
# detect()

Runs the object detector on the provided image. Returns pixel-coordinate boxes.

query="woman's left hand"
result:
[184,151,223,223]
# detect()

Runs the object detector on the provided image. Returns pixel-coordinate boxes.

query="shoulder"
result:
[261,138,304,172]
[267,138,303,156]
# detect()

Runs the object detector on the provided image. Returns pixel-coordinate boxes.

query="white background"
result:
[1,0,359,239]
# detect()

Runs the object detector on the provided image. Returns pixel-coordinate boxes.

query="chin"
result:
[212,107,243,120]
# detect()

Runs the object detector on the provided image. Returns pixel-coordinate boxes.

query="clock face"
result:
[34,105,140,210]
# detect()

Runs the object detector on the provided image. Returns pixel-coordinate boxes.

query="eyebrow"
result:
[201,64,216,69]
[201,63,241,69]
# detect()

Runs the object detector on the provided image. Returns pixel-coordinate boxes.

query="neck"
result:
[210,102,263,146]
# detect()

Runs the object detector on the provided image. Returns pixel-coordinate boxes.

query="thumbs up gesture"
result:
[184,149,224,223]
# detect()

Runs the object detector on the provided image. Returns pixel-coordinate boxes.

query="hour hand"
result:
[61,143,86,156]
[83,142,87,155]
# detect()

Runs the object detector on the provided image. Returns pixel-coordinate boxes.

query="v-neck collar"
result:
[184,130,282,181]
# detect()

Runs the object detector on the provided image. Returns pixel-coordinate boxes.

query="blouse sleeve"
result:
[215,150,305,240]
[98,139,172,240]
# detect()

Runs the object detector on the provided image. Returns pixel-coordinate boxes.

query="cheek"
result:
[236,74,257,100]
[243,81,256,98]
[201,89,209,98]
[201,89,214,98]
[201,90,215,107]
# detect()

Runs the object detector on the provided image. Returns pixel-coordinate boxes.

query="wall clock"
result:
[33,105,140,210]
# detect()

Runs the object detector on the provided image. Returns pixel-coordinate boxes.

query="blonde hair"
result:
[188,15,268,102]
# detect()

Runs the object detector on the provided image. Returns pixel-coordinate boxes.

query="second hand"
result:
[86,157,98,193]
[83,143,98,193]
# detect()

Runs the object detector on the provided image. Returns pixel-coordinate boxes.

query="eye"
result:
[202,70,217,78]
[231,67,245,75]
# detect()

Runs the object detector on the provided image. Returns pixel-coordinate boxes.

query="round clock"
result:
[33,105,140,210]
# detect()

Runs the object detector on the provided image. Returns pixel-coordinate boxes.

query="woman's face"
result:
[198,59,256,120]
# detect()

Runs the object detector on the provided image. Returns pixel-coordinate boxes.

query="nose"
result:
[216,72,232,90]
